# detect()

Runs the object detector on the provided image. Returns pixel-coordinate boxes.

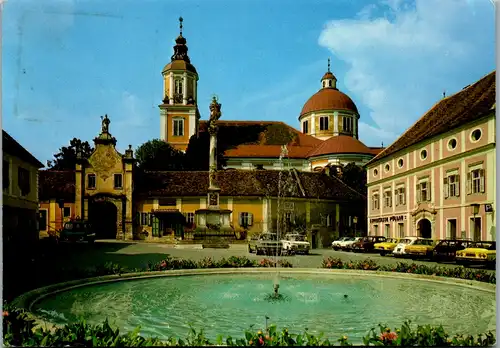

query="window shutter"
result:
[238,213,243,226]
[456,175,460,197]
[402,188,406,205]
[394,190,398,206]
[389,194,393,207]
[467,172,472,195]
[427,184,431,201]
[248,213,253,226]
[148,213,152,227]
[480,169,485,193]
[416,184,421,202]
[443,177,449,199]
[371,195,374,210]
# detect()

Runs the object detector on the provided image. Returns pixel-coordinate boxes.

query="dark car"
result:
[59,220,96,243]
[352,236,387,253]
[432,239,472,262]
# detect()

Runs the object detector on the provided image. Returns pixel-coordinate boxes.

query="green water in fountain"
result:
[33,273,496,342]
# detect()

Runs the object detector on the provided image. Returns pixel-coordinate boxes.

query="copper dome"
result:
[300,88,358,117]
[162,60,198,74]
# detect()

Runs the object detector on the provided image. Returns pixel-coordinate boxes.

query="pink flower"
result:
[258,337,264,345]
[3,311,9,317]
[379,331,398,341]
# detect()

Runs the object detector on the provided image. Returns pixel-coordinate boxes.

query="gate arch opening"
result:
[417,218,432,239]
[89,200,118,239]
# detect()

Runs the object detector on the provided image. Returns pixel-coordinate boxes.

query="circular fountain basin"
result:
[20,269,496,342]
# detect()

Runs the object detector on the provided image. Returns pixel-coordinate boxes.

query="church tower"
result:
[159,17,200,151]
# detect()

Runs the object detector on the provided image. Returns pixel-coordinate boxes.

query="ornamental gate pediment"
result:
[88,146,122,180]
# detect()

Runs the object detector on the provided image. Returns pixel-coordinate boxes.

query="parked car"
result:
[405,238,436,260]
[432,239,473,262]
[352,236,387,253]
[59,220,96,243]
[373,238,400,256]
[392,237,419,257]
[281,233,310,255]
[248,233,283,255]
[341,237,363,251]
[331,237,351,250]
[455,241,496,268]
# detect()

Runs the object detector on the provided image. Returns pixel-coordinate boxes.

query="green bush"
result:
[2,308,495,347]
[321,257,496,284]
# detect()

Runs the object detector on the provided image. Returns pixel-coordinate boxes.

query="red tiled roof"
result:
[39,170,75,201]
[198,120,322,159]
[307,135,374,157]
[300,88,358,117]
[368,71,496,165]
[136,169,366,201]
[368,147,384,155]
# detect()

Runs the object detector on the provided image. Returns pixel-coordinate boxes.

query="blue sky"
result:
[2,0,495,165]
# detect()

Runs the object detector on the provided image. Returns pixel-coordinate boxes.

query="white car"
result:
[341,237,363,251]
[281,233,310,255]
[331,237,351,250]
[392,237,419,257]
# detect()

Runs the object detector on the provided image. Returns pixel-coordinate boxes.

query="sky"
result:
[2,0,496,165]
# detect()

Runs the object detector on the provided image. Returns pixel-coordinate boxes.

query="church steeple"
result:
[171,17,190,63]
[321,58,337,89]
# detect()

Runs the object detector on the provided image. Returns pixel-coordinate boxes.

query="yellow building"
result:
[3,130,44,246]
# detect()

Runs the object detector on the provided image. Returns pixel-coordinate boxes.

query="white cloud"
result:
[318,0,495,147]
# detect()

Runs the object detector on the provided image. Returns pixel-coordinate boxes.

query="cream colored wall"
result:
[3,153,39,210]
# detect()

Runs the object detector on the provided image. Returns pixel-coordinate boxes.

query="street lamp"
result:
[353,216,358,237]
[471,203,480,241]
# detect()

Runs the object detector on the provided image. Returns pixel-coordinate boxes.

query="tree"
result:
[47,138,94,170]
[185,133,227,170]
[330,162,367,196]
[135,139,187,171]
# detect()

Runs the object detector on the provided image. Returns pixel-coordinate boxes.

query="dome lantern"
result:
[321,58,337,89]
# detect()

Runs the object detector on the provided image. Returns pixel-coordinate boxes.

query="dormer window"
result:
[328,80,332,87]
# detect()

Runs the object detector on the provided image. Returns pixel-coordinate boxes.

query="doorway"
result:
[89,201,118,239]
[470,217,481,241]
[417,219,432,239]
[447,219,457,239]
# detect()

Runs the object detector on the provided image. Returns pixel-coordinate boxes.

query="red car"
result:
[352,236,387,253]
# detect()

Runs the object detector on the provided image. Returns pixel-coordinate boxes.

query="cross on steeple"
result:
[327,57,331,72]
[179,16,183,35]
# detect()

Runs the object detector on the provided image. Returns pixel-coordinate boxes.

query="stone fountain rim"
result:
[12,268,495,315]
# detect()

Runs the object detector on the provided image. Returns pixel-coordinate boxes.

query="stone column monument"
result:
[194,96,233,246]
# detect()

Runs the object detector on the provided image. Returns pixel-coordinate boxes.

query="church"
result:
[38,18,378,248]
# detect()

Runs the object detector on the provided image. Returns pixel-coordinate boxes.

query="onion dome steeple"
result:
[171,17,190,63]
[321,58,337,89]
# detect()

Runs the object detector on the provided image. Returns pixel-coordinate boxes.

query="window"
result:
[397,158,404,168]
[140,213,152,226]
[285,212,294,225]
[39,210,48,231]
[468,169,485,194]
[470,129,482,142]
[398,223,405,238]
[444,174,460,198]
[383,190,392,208]
[373,169,378,176]
[17,167,30,196]
[373,225,379,235]
[63,207,71,218]
[384,164,390,172]
[417,181,430,202]
[185,212,195,225]
[319,116,329,131]
[342,117,353,132]
[174,79,183,103]
[303,120,309,134]
[448,138,457,150]
[3,160,9,190]
[384,224,390,237]
[371,193,380,210]
[114,174,123,189]
[328,80,332,87]
[87,174,96,189]
[173,118,184,136]
[239,212,253,227]
[395,187,406,206]
[420,149,427,160]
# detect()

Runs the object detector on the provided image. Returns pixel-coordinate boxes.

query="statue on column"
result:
[208,95,221,135]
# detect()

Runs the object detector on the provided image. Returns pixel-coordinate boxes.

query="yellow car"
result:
[374,238,400,256]
[405,238,435,259]
[456,241,496,268]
